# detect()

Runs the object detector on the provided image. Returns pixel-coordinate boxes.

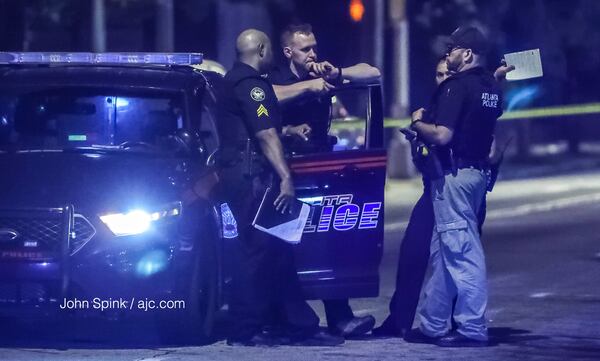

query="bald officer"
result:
[217,29,343,347]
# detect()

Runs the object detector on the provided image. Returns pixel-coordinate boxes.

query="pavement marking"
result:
[386,220,411,232]
[530,292,554,298]
[352,308,380,316]
[385,192,600,232]
[491,178,600,200]
[487,192,600,219]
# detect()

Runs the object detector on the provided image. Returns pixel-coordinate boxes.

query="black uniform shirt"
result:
[268,65,331,142]
[218,61,282,160]
[432,67,503,161]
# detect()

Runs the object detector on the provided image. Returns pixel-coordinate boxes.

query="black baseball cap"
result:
[447,26,489,55]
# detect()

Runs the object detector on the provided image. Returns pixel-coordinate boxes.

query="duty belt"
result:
[455,158,489,170]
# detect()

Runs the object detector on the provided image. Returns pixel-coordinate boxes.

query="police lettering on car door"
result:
[302,194,382,233]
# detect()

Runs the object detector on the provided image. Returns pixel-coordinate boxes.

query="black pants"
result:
[380,185,434,333]
[222,170,319,340]
[323,299,354,329]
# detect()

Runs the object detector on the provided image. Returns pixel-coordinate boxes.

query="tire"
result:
[185,230,218,343]
[158,209,220,345]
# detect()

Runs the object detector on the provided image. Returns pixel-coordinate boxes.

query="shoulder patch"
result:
[250,87,266,102]
[257,104,269,117]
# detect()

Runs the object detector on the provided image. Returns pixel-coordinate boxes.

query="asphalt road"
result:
[2,172,600,360]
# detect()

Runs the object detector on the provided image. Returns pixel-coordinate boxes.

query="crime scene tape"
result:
[330,102,600,130]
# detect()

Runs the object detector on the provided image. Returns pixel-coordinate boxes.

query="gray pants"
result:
[419,168,489,341]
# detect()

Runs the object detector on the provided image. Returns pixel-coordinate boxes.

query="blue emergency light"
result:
[0,52,203,66]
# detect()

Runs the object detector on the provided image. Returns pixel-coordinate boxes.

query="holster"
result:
[411,141,446,180]
[242,139,270,179]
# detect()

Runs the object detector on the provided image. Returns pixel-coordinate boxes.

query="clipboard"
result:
[252,187,310,244]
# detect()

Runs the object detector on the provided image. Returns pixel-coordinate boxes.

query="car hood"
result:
[0,151,189,212]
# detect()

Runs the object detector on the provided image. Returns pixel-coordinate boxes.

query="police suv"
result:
[0,53,385,340]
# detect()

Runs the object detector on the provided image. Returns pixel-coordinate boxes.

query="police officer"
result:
[407,26,503,347]
[217,29,343,347]
[266,23,381,338]
[269,23,381,153]
[373,57,450,338]
[374,56,514,339]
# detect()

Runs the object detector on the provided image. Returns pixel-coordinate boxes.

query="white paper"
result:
[504,49,543,81]
[253,203,310,244]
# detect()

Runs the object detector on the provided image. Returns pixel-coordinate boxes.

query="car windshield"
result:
[0,88,184,152]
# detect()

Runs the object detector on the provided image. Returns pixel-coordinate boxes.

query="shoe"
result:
[292,330,345,346]
[436,330,489,348]
[226,332,290,347]
[403,328,440,344]
[335,315,376,338]
[371,324,405,338]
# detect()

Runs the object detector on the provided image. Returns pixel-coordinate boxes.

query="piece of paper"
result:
[504,49,543,81]
[252,187,310,244]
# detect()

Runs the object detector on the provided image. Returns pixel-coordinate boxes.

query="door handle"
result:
[334,165,359,179]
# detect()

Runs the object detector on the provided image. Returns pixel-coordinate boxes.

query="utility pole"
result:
[216,0,272,69]
[155,0,175,52]
[91,0,106,52]
[389,0,409,118]
[373,0,385,75]
[387,0,416,179]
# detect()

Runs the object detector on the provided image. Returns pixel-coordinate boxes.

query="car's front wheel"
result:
[158,207,220,345]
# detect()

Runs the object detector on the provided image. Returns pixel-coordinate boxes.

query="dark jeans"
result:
[323,299,355,329]
[380,186,434,333]
[222,169,319,341]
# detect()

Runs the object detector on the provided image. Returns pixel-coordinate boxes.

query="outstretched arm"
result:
[338,63,381,83]
[273,78,335,103]
[311,61,381,84]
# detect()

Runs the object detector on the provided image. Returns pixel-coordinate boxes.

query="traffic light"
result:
[349,0,365,22]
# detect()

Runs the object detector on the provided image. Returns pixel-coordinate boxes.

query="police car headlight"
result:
[100,203,181,237]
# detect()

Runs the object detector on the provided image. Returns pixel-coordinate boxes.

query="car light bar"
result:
[0,52,203,66]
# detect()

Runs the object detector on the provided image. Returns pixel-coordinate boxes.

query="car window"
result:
[0,91,110,149]
[281,86,370,155]
[329,87,369,151]
[0,89,184,152]
[114,95,181,146]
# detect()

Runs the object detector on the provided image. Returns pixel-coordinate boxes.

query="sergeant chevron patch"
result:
[257,104,269,117]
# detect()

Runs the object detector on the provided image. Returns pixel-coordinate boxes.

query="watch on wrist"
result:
[335,67,343,85]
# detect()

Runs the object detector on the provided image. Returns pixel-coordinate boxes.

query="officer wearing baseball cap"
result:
[406,26,503,347]
[446,26,489,55]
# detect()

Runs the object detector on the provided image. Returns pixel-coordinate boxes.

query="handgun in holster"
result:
[399,127,445,179]
[416,143,446,179]
[242,138,269,179]
[486,137,513,192]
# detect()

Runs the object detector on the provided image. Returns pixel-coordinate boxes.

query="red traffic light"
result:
[349,0,365,22]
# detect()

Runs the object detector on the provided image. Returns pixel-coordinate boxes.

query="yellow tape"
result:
[330,102,600,131]
[498,102,600,120]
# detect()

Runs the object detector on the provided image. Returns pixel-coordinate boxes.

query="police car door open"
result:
[288,84,386,300]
